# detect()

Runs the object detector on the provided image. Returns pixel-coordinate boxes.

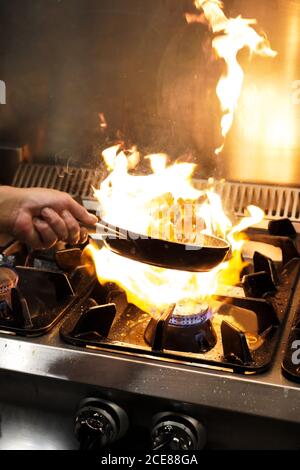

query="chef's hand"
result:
[0,186,98,249]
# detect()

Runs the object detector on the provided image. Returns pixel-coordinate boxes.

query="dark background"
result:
[0,0,298,183]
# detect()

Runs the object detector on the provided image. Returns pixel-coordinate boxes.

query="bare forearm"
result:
[0,186,23,233]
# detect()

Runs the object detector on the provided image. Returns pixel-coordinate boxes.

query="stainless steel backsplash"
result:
[0,0,299,185]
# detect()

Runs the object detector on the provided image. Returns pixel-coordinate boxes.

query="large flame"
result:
[187,0,277,154]
[88,146,264,317]
[87,1,274,316]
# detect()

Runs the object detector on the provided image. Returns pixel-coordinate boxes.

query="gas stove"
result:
[1,219,299,376]
[59,223,300,376]
[0,181,300,450]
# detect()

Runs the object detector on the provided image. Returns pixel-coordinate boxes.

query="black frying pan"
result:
[90,221,230,272]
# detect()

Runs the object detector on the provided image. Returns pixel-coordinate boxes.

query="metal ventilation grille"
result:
[12,163,101,199]
[12,163,300,224]
[196,180,300,224]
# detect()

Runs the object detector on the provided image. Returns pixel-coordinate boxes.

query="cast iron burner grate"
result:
[60,223,300,375]
[0,243,95,336]
[0,266,74,335]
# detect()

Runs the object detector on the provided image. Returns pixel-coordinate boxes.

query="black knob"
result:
[75,398,129,450]
[151,412,206,451]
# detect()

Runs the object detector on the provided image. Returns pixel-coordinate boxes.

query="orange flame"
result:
[189,0,277,154]
[88,148,264,317]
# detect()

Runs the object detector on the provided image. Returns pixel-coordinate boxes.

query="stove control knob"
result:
[74,398,129,450]
[151,412,206,451]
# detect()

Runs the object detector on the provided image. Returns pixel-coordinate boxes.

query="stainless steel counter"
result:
[0,281,299,425]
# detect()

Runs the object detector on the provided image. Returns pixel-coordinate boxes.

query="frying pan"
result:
[89,221,230,272]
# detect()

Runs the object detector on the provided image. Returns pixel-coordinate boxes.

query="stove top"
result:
[60,227,300,377]
[0,217,300,426]
[0,218,300,380]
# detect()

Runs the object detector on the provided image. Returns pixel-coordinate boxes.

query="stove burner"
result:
[0,267,18,306]
[144,303,217,354]
[169,303,213,327]
[0,267,18,293]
